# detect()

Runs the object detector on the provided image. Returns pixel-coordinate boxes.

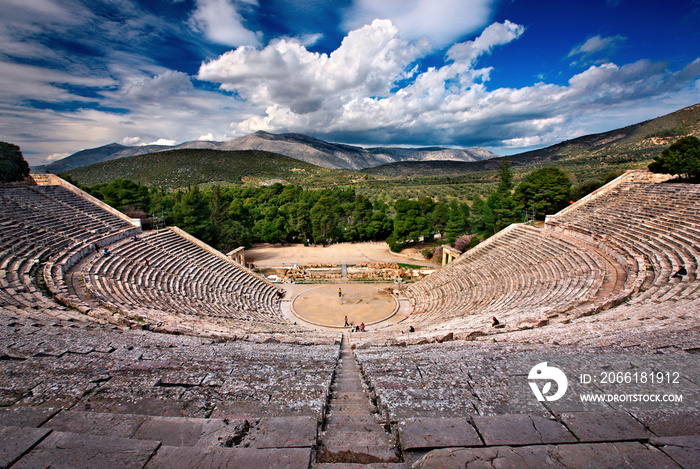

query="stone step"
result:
[43,410,248,448]
[332,392,368,403]
[328,401,377,415]
[0,425,52,469]
[321,429,394,447]
[316,334,402,465]
[324,414,388,433]
[246,416,318,449]
[146,445,312,469]
[332,381,364,393]
[317,441,400,464]
[10,430,160,469]
[313,463,408,469]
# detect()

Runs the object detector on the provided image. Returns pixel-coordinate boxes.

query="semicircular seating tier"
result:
[83,227,307,335]
[0,176,324,340]
[0,181,140,320]
[355,170,699,347]
[401,224,615,332]
[545,172,700,303]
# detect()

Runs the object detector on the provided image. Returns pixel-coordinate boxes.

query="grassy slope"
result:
[364,103,700,181]
[61,148,361,188]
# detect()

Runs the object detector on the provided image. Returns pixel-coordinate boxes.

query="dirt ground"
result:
[246,241,438,267]
[292,283,397,327]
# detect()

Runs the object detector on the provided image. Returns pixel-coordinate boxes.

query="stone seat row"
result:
[82,228,301,335]
[546,181,700,304]
[0,306,339,420]
[402,225,608,333]
[1,186,132,236]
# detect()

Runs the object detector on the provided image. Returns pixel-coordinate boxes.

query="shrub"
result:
[421,247,434,259]
[648,136,700,179]
[0,141,30,183]
[454,234,471,252]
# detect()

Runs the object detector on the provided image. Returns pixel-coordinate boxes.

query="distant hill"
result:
[219,131,496,170]
[35,131,497,173]
[365,103,700,178]
[33,140,220,173]
[59,148,358,188]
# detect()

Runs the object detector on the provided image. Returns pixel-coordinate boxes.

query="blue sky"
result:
[1,0,698,165]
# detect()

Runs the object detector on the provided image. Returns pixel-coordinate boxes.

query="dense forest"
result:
[71,158,608,255]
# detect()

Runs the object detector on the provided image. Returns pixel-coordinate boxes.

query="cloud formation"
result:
[568,34,626,65]
[0,0,698,164]
[189,0,261,47]
[196,20,700,149]
[199,19,429,114]
[342,0,495,48]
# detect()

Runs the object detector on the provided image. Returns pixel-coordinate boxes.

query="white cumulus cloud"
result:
[141,138,177,146]
[197,19,700,152]
[568,34,626,65]
[189,0,261,47]
[198,19,429,114]
[447,20,525,63]
[342,0,495,48]
[122,136,142,145]
[125,70,194,102]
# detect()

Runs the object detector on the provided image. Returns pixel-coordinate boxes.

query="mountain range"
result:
[34,131,497,173]
[366,103,700,177]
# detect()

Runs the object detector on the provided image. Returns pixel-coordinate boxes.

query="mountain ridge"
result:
[364,103,700,177]
[34,130,497,173]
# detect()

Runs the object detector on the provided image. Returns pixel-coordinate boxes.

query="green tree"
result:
[514,167,572,219]
[171,186,212,242]
[497,157,513,195]
[209,185,227,245]
[430,202,450,238]
[392,199,431,246]
[487,191,521,233]
[648,136,700,179]
[0,142,30,183]
[445,201,470,242]
[469,196,486,233]
[310,196,337,244]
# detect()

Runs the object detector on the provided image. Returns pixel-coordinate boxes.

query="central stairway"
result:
[315,334,404,468]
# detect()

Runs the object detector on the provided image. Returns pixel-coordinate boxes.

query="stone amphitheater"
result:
[0,171,698,468]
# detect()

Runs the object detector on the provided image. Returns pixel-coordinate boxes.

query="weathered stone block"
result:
[398,418,482,450]
[0,426,50,469]
[145,445,312,469]
[560,411,653,442]
[12,431,159,469]
[651,435,700,469]
[248,416,317,448]
[0,407,59,428]
[44,410,146,438]
[472,414,576,446]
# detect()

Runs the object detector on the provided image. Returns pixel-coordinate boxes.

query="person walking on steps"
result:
[344,315,349,327]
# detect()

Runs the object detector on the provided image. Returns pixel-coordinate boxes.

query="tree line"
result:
[75,158,582,254]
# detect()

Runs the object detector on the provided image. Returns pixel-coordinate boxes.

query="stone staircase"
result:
[315,334,405,468]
